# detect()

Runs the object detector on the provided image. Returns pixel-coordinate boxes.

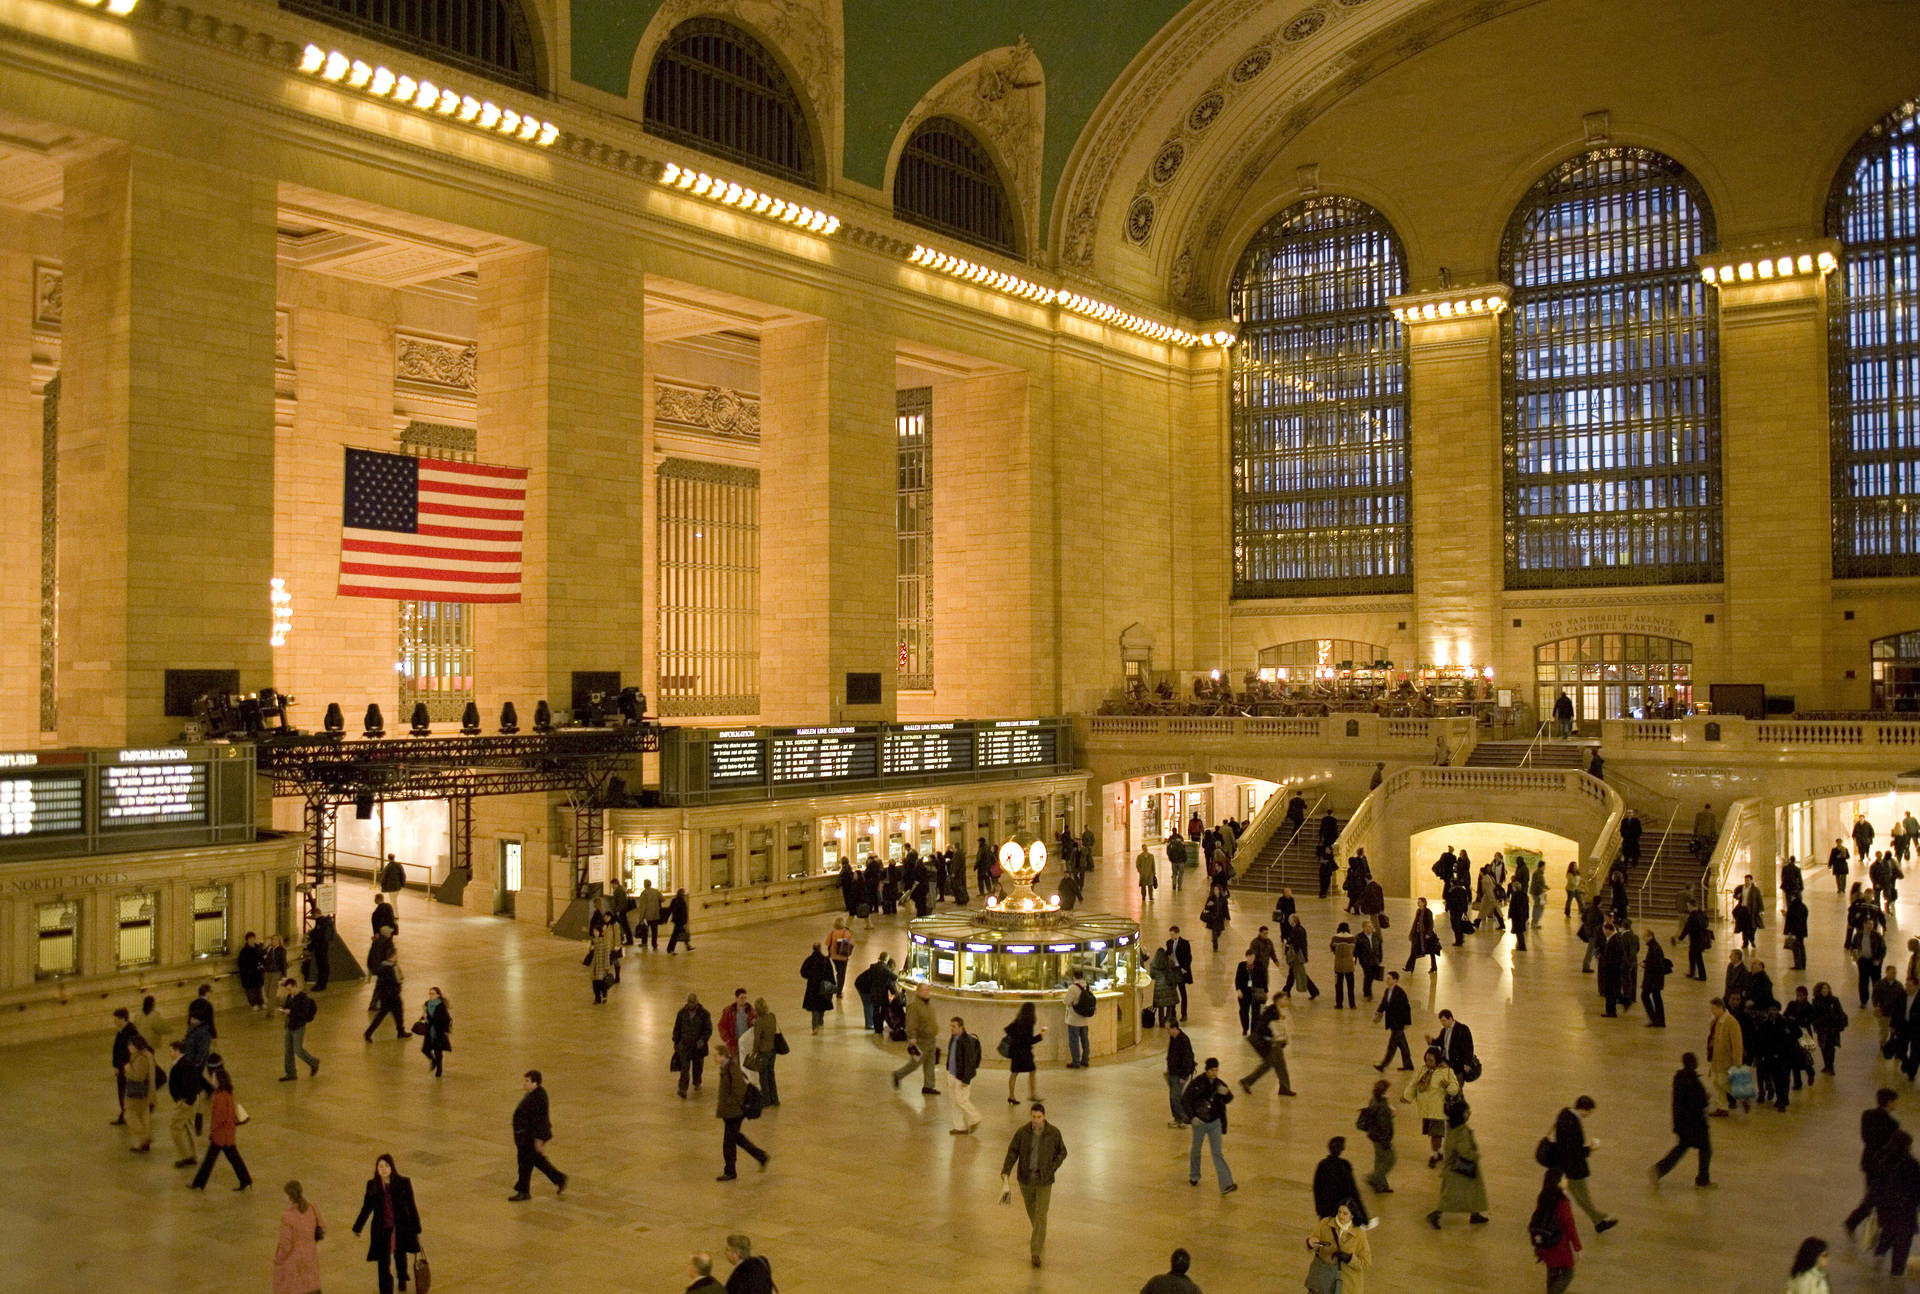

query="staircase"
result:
[1627,824,1707,924]
[1465,740,1591,770]
[1236,812,1332,894]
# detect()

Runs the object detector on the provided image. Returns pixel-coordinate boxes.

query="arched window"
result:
[281,0,539,91]
[1228,196,1409,598]
[643,18,816,187]
[1501,148,1720,588]
[894,118,1019,257]
[1829,102,1920,578]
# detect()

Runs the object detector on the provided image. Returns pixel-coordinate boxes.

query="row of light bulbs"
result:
[1700,250,1838,285]
[296,43,558,147]
[1390,294,1511,323]
[905,247,1234,349]
[908,246,1055,302]
[656,162,841,234]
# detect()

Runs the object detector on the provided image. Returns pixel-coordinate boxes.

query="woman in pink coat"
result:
[273,1180,324,1294]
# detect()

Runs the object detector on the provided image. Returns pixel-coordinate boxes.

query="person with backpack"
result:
[1529,1168,1581,1292]
[1239,992,1296,1096]
[1650,1052,1713,1187]
[278,978,320,1082]
[1064,973,1097,1069]
[1544,1096,1619,1233]
[1356,1078,1395,1193]
[1181,1058,1237,1194]
[715,1045,770,1182]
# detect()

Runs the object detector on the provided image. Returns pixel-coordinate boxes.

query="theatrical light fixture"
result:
[1698,246,1838,286]
[498,701,519,735]
[1389,291,1511,323]
[363,704,385,740]
[296,43,559,147]
[655,162,842,235]
[460,702,482,736]
[1058,291,1205,348]
[354,791,376,820]
[532,700,553,734]
[322,703,345,736]
[408,702,432,737]
[907,245,1056,304]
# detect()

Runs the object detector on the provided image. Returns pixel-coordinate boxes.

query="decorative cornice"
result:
[1230,600,1412,616]
[395,332,476,393]
[1501,590,1724,609]
[655,382,761,441]
[658,456,760,488]
[397,421,477,454]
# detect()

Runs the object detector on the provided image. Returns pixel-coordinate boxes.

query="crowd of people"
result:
[87,801,1920,1292]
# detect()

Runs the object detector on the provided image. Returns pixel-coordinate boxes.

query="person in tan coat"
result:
[892,983,940,1092]
[1706,996,1744,1113]
[1305,1202,1372,1294]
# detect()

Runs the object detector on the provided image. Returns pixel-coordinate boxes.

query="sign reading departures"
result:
[669,719,1070,803]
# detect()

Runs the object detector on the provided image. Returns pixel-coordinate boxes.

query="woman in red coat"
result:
[188,1061,252,1190]
[1530,1168,1582,1292]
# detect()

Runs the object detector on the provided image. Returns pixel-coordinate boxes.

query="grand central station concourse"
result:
[6,0,1920,1291]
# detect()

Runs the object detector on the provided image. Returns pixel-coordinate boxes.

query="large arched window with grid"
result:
[281,0,540,90]
[643,18,816,187]
[1501,148,1720,588]
[1228,196,1409,598]
[1829,102,1920,578]
[894,118,1019,257]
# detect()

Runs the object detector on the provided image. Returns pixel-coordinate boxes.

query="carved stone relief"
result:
[395,333,478,393]
[895,39,1045,254]
[655,381,762,441]
[33,264,60,330]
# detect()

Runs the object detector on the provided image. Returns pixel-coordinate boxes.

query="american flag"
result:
[338,448,526,603]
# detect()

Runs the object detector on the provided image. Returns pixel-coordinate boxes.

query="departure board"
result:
[771,730,878,783]
[882,725,974,776]
[707,733,767,788]
[100,760,209,828]
[976,722,1056,769]
[0,771,86,837]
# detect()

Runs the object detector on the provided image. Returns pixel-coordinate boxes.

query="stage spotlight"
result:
[363,704,385,739]
[498,702,519,735]
[409,703,432,736]
[323,702,345,735]
[460,701,482,735]
[533,700,553,733]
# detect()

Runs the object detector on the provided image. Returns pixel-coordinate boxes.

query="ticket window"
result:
[748,828,773,885]
[1005,800,1025,835]
[1032,798,1049,839]
[976,804,995,845]
[36,899,79,979]
[709,831,736,889]
[622,840,667,893]
[786,824,811,878]
[821,825,842,872]
[854,834,873,866]
[917,811,937,856]
[1055,794,1074,837]
[116,892,157,970]
[191,883,231,958]
[888,827,908,862]
[274,876,293,940]
[947,807,966,851]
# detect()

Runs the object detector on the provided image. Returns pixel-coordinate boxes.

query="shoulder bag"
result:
[1304,1252,1344,1294]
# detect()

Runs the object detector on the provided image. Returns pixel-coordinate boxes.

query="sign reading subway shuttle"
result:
[0,744,256,861]
[670,718,1070,803]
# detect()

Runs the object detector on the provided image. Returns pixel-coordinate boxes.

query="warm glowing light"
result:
[299,44,327,73]
[295,43,557,147]
[104,0,138,13]
[347,60,373,88]
[322,51,349,81]
[369,67,395,97]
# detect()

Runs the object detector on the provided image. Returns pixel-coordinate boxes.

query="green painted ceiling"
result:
[568,0,1193,221]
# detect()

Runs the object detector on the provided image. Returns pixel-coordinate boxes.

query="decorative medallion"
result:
[1231,47,1274,83]
[1151,141,1186,186]
[1187,91,1227,133]
[1126,196,1157,244]
[1284,10,1328,40]
[656,382,762,440]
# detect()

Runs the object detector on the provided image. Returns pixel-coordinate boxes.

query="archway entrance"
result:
[1533,633,1693,725]
[1408,823,1579,903]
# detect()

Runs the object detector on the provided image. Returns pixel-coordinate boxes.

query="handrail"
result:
[1329,788,1377,881]
[1222,781,1297,872]
[1518,720,1551,769]
[1634,804,1682,914]
[1703,798,1768,913]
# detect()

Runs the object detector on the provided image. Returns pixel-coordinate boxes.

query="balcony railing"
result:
[1081,713,1475,757]
[1606,716,1920,754]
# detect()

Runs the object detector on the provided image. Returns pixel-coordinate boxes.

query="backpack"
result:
[740,1083,764,1120]
[1528,1199,1564,1251]
[1182,1079,1213,1123]
[1070,986,1097,1019]
[832,934,854,959]
[288,993,318,1029]
[1533,1135,1556,1168]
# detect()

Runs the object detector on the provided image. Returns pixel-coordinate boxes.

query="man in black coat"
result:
[723,1235,775,1294]
[1551,1096,1619,1231]
[673,993,713,1097]
[1846,1088,1902,1234]
[509,1070,567,1201]
[1164,1021,1196,1127]
[1677,902,1713,981]
[109,1007,141,1123]
[1166,927,1194,1021]
[1373,972,1414,1071]
[1620,810,1643,867]
[1444,880,1472,946]
[1651,1053,1712,1185]
[1434,1010,1476,1080]
[1310,1136,1369,1224]
[362,937,406,1042]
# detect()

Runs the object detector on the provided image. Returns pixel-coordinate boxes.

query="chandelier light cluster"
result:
[296,43,559,147]
[657,162,841,235]
[1390,292,1511,324]
[1699,248,1838,285]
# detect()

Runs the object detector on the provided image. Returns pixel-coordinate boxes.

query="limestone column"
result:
[1396,290,1507,675]
[58,146,278,746]
[0,247,38,746]
[758,319,896,724]
[1712,243,1837,709]
[472,230,647,921]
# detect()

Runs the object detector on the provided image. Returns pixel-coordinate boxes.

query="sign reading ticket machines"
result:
[0,744,256,861]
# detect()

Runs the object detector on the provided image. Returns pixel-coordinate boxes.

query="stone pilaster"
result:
[758,319,896,725]
[1709,243,1837,708]
[58,146,277,746]
[0,251,37,746]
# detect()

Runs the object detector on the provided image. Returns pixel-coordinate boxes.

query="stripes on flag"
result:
[338,448,527,603]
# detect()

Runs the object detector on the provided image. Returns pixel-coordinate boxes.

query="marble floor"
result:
[0,860,1894,1294]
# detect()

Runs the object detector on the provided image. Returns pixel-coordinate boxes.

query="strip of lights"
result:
[909,245,1056,303]
[657,162,841,235]
[1059,292,1215,348]
[1390,292,1510,324]
[1699,249,1837,285]
[296,44,558,147]
[72,0,139,14]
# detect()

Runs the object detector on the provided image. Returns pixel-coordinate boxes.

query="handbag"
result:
[1451,1155,1480,1179]
[1305,1253,1344,1294]
[997,1035,1013,1058]
[313,1222,325,1242]
[410,1018,429,1037]
[773,1032,790,1056]
[741,1084,764,1120]
[670,1050,684,1073]
[413,1254,431,1294]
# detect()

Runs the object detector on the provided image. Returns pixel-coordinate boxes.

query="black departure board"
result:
[882,725,974,776]
[976,723,1056,769]
[707,733,767,787]
[771,730,878,783]
[100,760,209,828]
[0,770,86,838]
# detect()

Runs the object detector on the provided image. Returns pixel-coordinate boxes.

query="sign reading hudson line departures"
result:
[676,719,1066,801]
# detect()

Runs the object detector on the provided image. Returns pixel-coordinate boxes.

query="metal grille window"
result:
[36,899,78,979]
[895,118,1019,257]
[116,891,157,970]
[1501,148,1721,588]
[280,0,539,90]
[896,387,934,690]
[397,424,477,723]
[1257,639,1390,674]
[1228,196,1410,598]
[192,883,231,958]
[1829,102,1920,578]
[643,18,816,186]
[658,459,760,716]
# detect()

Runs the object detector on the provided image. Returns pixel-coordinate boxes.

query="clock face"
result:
[1028,842,1048,873]
[999,841,1024,874]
